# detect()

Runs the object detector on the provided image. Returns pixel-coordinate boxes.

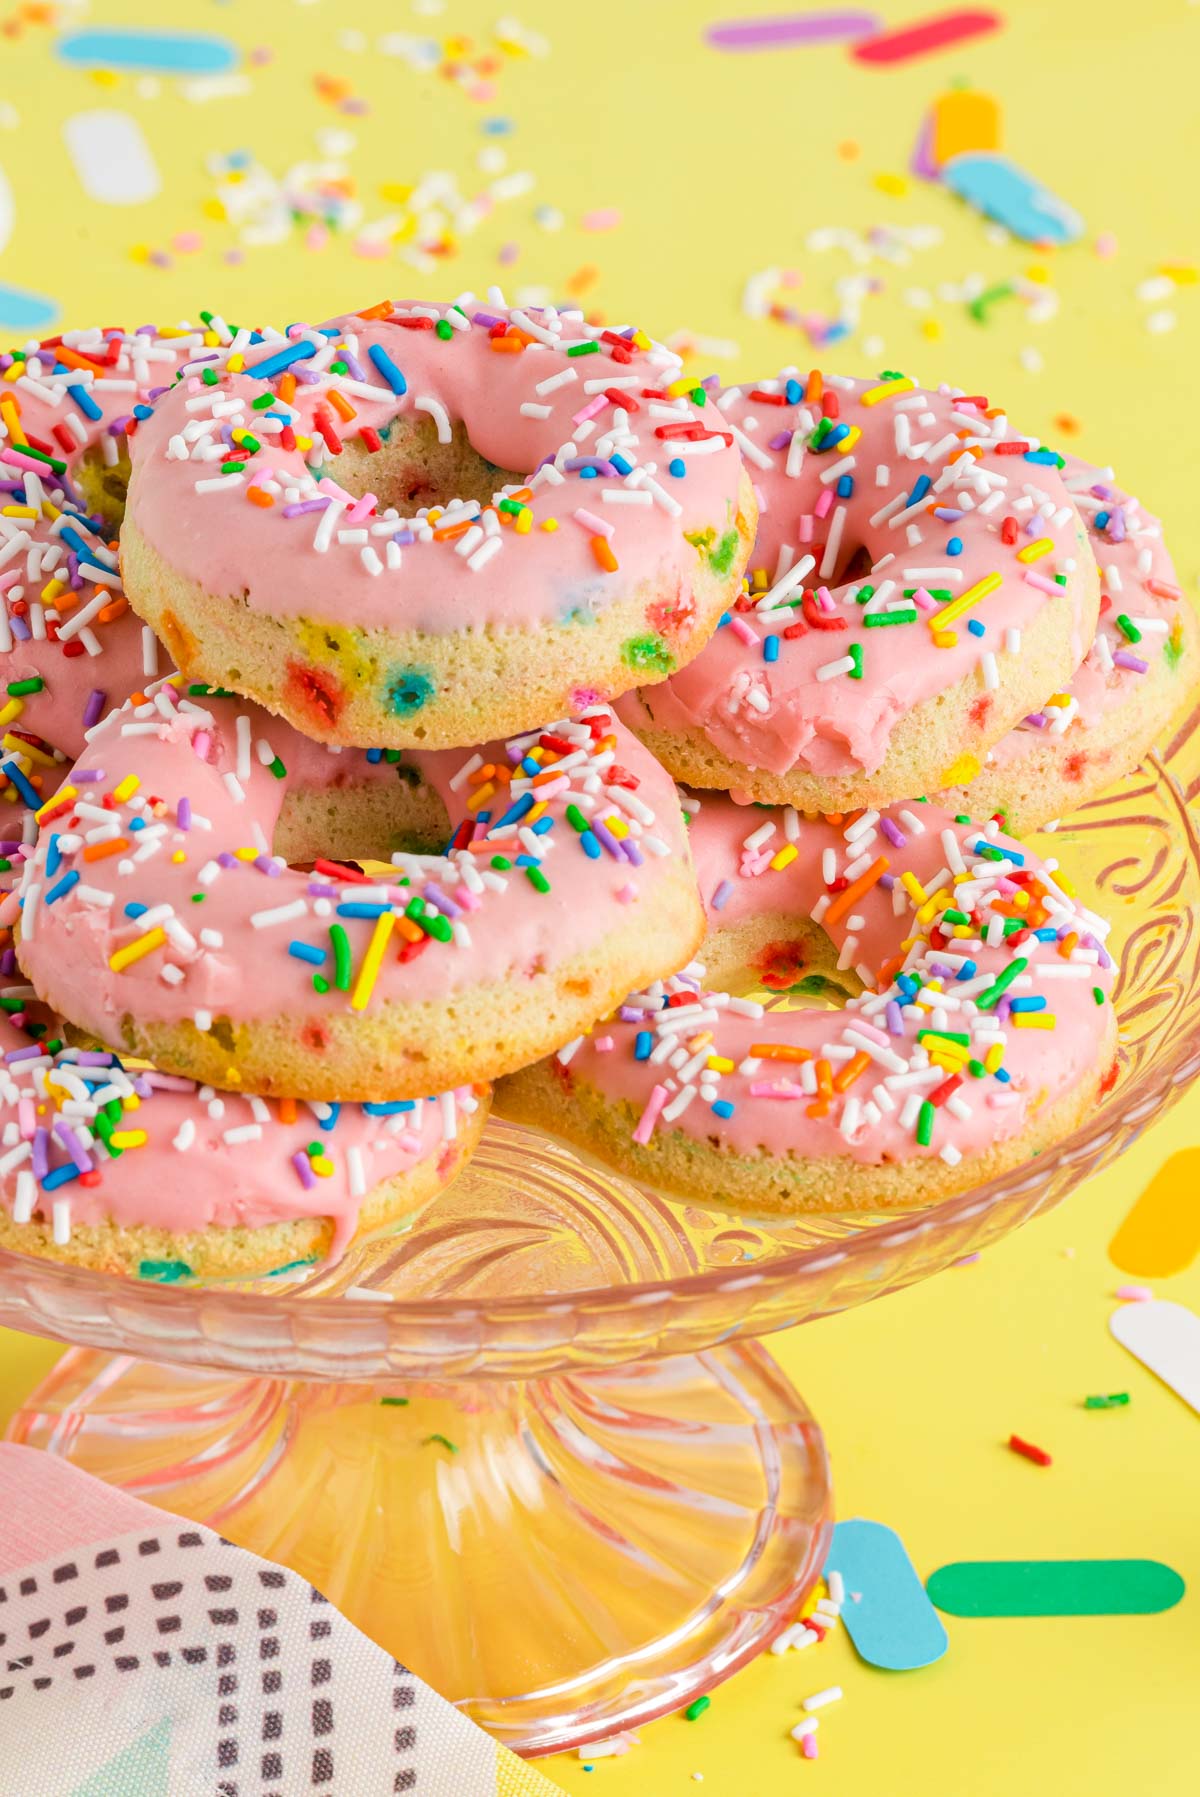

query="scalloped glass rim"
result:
[0,700,1197,1378]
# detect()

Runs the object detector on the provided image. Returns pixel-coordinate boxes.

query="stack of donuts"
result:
[0,308,1190,1278]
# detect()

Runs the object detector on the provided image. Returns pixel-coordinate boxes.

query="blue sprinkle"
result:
[41,1163,81,1192]
[494,792,534,830]
[946,536,963,555]
[514,854,539,867]
[1009,996,1047,1012]
[124,901,148,920]
[56,525,95,559]
[635,1031,652,1061]
[132,404,153,421]
[993,1067,1012,1083]
[482,117,514,135]
[579,831,601,859]
[718,611,731,627]
[579,465,597,479]
[784,379,803,404]
[1034,926,1058,941]
[967,618,985,637]
[531,815,554,835]
[763,635,780,663]
[0,760,40,808]
[366,747,383,764]
[56,28,238,73]
[520,756,541,776]
[837,474,854,498]
[1095,511,1109,531]
[1024,448,1060,465]
[611,453,633,476]
[908,474,932,506]
[336,902,390,919]
[129,816,146,832]
[45,870,79,905]
[66,382,102,422]
[317,1103,341,1132]
[364,1100,417,1115]
[668,457,686,477]
[288,941,326,965]
[367,342,408,395]
[826,422,850,447]
[955,961,977,980]
[712,1100,735,1120]
[247,339,318,382]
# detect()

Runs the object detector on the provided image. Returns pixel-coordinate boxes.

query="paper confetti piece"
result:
[1109,1150,1200,1277]
[0,283,57,331]
[55,29,239,75]
[927,1559,1184,1618]
[852,8,1002,64]
[826,1520,948,1670]
[62,111,161,207]
[930,89,1002,167]
[940,151,1083,245]
[706,12,882,51]
[1110,1299,1200,1415]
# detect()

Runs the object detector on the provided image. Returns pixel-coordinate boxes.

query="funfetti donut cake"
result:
[11,686,704,1102]
[938,455,1198,830]
[498,789,1118,1214]
[618,370,1099,813]
[119,298,758,750]
[0,324,234,801]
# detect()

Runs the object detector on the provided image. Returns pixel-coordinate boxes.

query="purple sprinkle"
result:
[31,1128,48,1180]
[307,881,339,899]
[82,690,107,729]
[292,1150,317,1191]
[880,816,906,848]
[177,797,191,830]
[621,838,644,867]
[767,431,793,451]
[590,817,623,859]
[217,851,239,869]
[392,529,415,547]
[711,878,733,911]
[618,1004,645,1022]
[1113,650,1148,673]
[997,997,1012,1024]
[885,1000,904,1035]
[53,1123,92,1174]
[253,854,281,876]
[1022,711,1047,729]
[422,882,461,919]
[74,768,106,783]
[281,499,330,518]
[9,615,30,642]
[73,1051,114,1066]
[929,962,952,980]
[340,350,368,382]
[4,1044,44,1064]
[564,457,618,476]
[880,871,895,890]
[471,311,505,328]
[1090,483,1114,500]
[1107,507,1127,543]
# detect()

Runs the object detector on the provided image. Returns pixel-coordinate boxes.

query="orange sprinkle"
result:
[327,388,356,423]
[278,1097,298,1123]
[815,1059,833,1098]
[356,300,393,320]
[247,488,274,508]
[82,837,129,862]
[433,518,475,541]
[750,1043,813,1062]
[466,783,495,812]
[278,372,296,405]
[531,767,566,787]
[396,915,424,944]
[804,370,823,404]
[591,536,618,572]
[1058,931,1079,959]
[97,597,128,623]
[53,346,109,377]
[823,855,890,928]
[490,335,524,353]
[832,1050,872,1094]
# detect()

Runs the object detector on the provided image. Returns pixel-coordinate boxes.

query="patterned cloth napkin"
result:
[0,1444,559,1797]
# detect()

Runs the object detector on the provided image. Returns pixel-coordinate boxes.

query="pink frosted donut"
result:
[0,996,487,1279]
[939,454,1198,829]
[120,299,757,749]
[0,323,228,799]
[618,370,1098,812]
[499,789,1118,1214]
[12,684,703,1102]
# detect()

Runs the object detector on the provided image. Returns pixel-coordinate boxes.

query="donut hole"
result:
[75,445,132,530]
[701,911,861,1014]
[269,763,452,870]
[332,412,519,519]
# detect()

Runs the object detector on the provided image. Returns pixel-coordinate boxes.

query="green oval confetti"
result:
[927,1559,1185,1618]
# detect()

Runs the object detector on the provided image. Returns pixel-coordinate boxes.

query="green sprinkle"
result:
[329,360,348,374]
[1001,917,1026,937]
[566,341,600,357]
[139,1259,192,1283]
[380,1396,410,1407]
[855,584,876,605]
[0,860,9,875]
[329,923,352,992]
[1084,1393,1130,1409]
[190,892,205,903]
[967,1058,987,1078]
[916,1100,935,1147]
[0,995,24,1013]
[425,913,453,942]
[849,642,864,679]
[6,678,44,696]
[251,392,274,410]
[11,442,65,475]
[526,865,551,894]
[967,281,1016,323]
[313,974,330,994]
[201,367,219,386]
[1093,986,1106,1005]
[435,319,454,340]
[918,1029,970,1047]
[864,607,919,627]
[690,386,706,405]
[268,756,287,779]
[423,1433,458,1453]
[684,1697,711,1721]
[490,855,512,871]
[976,956,1029,1011]
[220,461,245,475]
[566,804,589,834]
[498,497,523,515]
[941,908,970,926]
[1116,614,1142,644]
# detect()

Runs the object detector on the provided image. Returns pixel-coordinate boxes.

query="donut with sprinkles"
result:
[11,685,704,1102]
[617,370,1099,813]
[119,297,757,750]
[0,322,239,799]
[939,454,1198,830]
[498,789,1118,1213]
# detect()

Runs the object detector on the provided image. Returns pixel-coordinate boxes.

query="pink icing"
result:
[12,684,692,1049]
[0,326,217,775]
[126,302,747,639]
[557,789,1116,1170]
[983,454,1185,770]
[616,372,1094,777]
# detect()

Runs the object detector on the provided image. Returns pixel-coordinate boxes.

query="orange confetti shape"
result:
[1109,1149,1200,1278]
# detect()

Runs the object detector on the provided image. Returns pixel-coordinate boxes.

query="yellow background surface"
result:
[1,2,1198,1791]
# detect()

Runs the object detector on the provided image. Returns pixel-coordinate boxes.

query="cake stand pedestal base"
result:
[8,1339,832,1756]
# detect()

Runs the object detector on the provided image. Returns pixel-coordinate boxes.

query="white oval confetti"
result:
[1110,1299,1200,1415]
[62,110,161,205]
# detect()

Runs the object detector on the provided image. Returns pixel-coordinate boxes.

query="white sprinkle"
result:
[223,1125,263,1146]
[803,1686,843,1713]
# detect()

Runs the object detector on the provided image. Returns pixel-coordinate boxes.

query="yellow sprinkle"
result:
[940,752,982,786]
[1052,867,1077,896]
[172,850,187,863]
[872,172,909,196]
[350,910,395,1012]
[467,782,495,812]
[984,1044,1005,1072]
[540,517,559,532]
[900,872,928,906]
[770,842,799,871]
[203,330,221,348]
[3,732,52,766]
[311,1156,335,1178]
[706,1056,735,1074]
[1159,263,1198,284]
[836,426,861,453]
[36,784,75,820]
[109,1130,147,1148]
[605,813,630,840]
[1013,1014,1056,1030]
[0,505,38,519]
[1016,537,1054,564]
[1044,693,1071,708]
[632,330,652,351]
[514,507,532,534]
[41,579,66,604]
[932,629,957,648]
[227,354,245,373]
[109,927,167,972]
[860,377,916,407]
[931,571,1002,632]
[666,376,697,398]
[233,846,258,862]
[0,701,24,730]
[112,774,140,804]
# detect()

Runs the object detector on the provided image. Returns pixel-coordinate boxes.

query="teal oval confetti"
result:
[927,1559,1185,1618]
[0,283,57,331]
[940,151,1083,246]
[826,1519,948,1670]
[56,30,238,75]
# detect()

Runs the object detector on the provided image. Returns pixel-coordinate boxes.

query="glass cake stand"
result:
[4,704,1200,1757]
